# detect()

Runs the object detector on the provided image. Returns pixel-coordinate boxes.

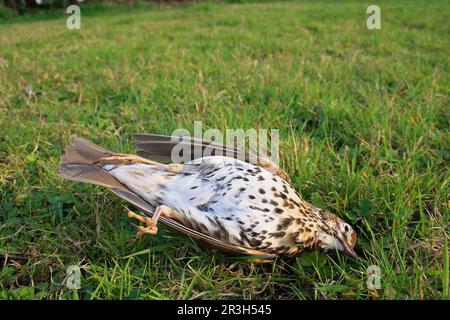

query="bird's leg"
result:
[127,209,159,235]
[251,259,273,264]
[99,154,161,167]
[97,153,184,173]
[127,205,176,236]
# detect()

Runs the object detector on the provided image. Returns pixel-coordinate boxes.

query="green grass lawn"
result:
[0,0,449,300]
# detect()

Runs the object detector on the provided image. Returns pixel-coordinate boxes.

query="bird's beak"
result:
[339,236,358,259]
[343,245,358,259]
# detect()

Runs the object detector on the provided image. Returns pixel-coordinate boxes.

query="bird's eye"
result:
[344,224,350,232]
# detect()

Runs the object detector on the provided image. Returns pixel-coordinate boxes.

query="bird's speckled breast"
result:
[108,156,317,254]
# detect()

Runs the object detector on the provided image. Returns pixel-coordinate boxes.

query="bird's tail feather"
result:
[58,137,157,215]
[57,137,126,190]
[57,137,276,259]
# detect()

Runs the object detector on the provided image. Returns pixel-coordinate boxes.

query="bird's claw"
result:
[137,225,158,235]
[127,208,160,236]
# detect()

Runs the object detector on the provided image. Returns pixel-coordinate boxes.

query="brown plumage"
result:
[58,134,358,260]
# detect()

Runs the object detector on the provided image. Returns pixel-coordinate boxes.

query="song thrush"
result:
[58,134,357,259]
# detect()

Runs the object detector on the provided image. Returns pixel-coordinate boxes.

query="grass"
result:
[0,0,449,300]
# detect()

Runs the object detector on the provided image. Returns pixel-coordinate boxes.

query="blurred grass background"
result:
[0,0,449,299]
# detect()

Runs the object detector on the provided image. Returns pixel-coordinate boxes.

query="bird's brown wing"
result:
[133,133,290,181]
[58,137,275,259]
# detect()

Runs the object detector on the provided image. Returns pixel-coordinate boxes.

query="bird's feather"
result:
[58,137,275,259]
[132,133,290,181]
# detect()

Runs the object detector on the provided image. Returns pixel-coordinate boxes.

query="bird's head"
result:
[317,211,358,259]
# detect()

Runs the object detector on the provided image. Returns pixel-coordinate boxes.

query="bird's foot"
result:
[127,209,159,235]
[126,205,174,236]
